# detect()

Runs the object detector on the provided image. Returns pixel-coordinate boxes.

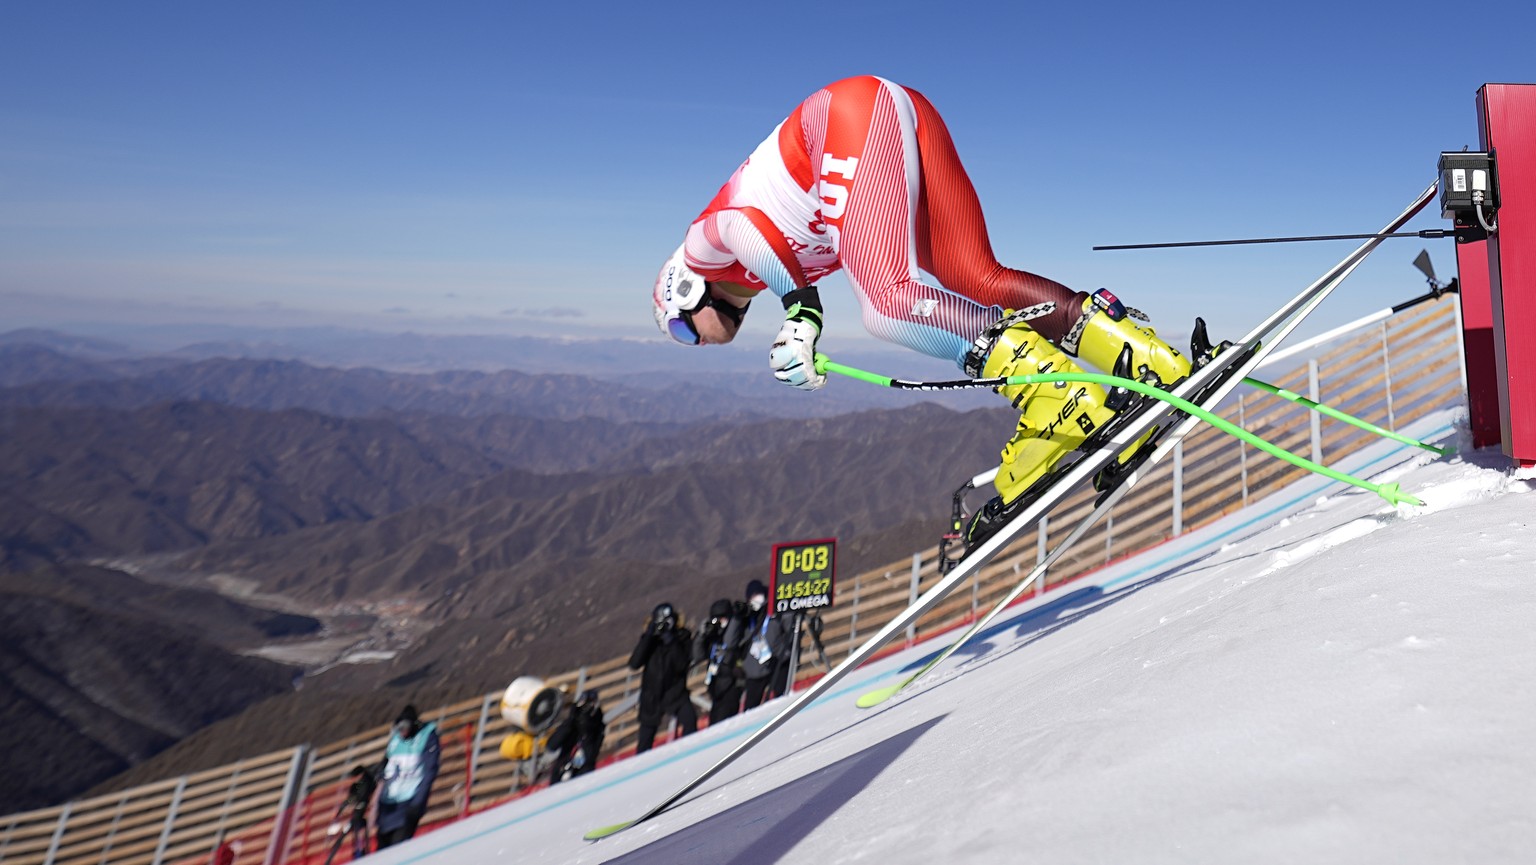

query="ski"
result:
[582,181,1437,841]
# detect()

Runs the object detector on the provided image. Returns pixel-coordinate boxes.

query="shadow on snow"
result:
[600,715,946,865]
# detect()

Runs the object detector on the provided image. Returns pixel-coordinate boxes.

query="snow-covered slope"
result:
[366,408,1536,864]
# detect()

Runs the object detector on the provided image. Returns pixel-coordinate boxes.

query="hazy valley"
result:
[0,328,1012,811]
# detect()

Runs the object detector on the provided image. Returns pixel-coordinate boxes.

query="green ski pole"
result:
[814,354,1447,457]
[812,355,1424,507]
[1242,378,1451,457]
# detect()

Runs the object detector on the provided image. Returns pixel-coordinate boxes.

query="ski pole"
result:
[1091,227,1460,251]
[812,356,1423,507]
[813,354,1449,457]
[1242,379,1451,456]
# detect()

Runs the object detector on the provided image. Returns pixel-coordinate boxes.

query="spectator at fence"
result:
[726,580,795,710]
[546,689,606,784]
[628,602,698,752]
[374,704,440,849]
[694,597,748,723]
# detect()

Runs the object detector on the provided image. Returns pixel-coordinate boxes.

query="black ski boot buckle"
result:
[937,477,977,574]
[1190,317,1234,370]
[1104,342,1137,411]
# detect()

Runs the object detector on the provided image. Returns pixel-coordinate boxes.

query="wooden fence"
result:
[0,297,1465,865]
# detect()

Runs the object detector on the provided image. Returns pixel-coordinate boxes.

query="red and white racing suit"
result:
[681,75,1087,367]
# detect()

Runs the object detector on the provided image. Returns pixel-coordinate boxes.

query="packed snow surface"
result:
[367,410,1536,864]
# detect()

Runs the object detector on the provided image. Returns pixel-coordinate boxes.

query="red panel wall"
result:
[1476,84,1536,465]
[1456,239,1501,449]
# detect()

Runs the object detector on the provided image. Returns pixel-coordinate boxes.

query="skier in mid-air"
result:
[651,75,1216,538]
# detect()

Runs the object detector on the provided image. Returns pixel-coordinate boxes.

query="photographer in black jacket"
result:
[546,689,606,784]
[693,598,747,724]
[628,602,698,753]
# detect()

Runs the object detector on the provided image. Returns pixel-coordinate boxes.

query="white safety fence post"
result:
[264,746,310,865]
[907,554,920,644]
[1238,393,1250,507]
[149,777,186,865]
[1172,441,1185,537]
[1308,359,1323,465]
[847,572,863,657]
[208,763,245,857]
[41,803,71,865]
[1381,321,1397,431]
[468,691,495,807]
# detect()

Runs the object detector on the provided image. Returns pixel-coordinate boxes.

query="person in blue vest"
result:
[723,580,794,710]
[374,704,440,849]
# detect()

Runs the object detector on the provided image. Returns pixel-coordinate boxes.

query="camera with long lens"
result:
[651,603,676,634]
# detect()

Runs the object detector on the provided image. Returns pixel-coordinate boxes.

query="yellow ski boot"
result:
[1062,288,1192,388]
[1064,289,1215,492]
[958,298,1232,557]
[960,299,1187,553]
[968,318,1119,508]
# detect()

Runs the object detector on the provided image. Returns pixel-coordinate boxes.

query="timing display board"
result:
[769,537,836,615]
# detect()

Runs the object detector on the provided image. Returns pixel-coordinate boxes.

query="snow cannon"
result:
[501,676,563,733]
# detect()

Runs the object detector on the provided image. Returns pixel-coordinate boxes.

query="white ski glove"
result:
[769,286,826,390]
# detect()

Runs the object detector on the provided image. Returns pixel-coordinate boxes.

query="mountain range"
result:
[0,343,996,422]
[0,564,308,814]
[0,323,997,382]
[0,329,1015,810]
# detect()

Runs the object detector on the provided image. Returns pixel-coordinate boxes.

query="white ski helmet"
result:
[652,243,710,345]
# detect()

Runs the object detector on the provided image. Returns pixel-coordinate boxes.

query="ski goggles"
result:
[663,287,749,346]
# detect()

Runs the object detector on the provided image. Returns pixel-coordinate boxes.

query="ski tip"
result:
[855,684,903,709]
[583,820,636,841]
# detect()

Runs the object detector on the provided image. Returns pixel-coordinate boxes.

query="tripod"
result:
[322,817,369,865]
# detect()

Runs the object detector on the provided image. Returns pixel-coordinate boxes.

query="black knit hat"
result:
[396,704,420,725]
[746,579,769,599]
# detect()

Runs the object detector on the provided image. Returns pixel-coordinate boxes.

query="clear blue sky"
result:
[2,0,1531,355]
